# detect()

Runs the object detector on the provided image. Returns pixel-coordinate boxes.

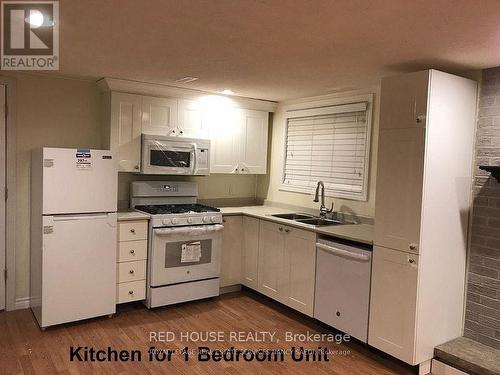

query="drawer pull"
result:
[409,259,415,264]
[128,290,134,295]
[285,229,290,233]
[130,229,136,233]
[129,270,134,274]
[409,243,417,251]
[129,250,135,254]
[278,227,283,231]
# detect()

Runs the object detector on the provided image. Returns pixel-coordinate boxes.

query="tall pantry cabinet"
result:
[369,70,477,370]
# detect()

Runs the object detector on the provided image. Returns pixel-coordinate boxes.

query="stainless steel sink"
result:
[295,217,345,226]
[271,213,347,227]
[271,213,314,220]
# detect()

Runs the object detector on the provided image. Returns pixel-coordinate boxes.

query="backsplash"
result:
[118,173,260,210]
[465,67,500,349]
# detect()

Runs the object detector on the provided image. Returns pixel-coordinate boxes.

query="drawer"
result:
[117,260,146,283]
[119,220,148,242]
[117,280,146,304]
[118,240,147,262]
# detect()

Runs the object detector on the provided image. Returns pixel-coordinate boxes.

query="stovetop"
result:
[134,203,220,215]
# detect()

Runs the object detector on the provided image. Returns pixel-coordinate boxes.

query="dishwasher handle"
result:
[316,242,370,262]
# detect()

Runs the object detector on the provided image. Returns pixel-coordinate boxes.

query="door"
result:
[209,108,240,173]
[241,216,259,289]
[238,109,268,174]
[282,226,316,316]
[110,92,142,172]
[314,240,372,342]
[150,225,223,286]
[42,148,117,215]
[142,96,178,136]
[178,99,207,138]
[374,128,425,253]
[379,70,429,130]
[368,246,419,365]
[0,85,5,310]
[220,216,243,287]
[257,220,285,300]
[41,213,117,327]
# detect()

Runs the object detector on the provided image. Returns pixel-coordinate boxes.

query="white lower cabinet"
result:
[368,246,419,364]
[257,221,286,300]
[220,216,243,287]
[257,220,316,316]
[282,226,316,315]
[241,216,260,289]
[116,219,148,304]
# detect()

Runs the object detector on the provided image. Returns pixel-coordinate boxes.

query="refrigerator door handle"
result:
[52,213,113,221]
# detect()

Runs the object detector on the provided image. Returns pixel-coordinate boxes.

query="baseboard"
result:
[219,284,242,294]
[14,296,31,310]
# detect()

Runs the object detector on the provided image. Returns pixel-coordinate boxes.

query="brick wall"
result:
[465,67,500,349]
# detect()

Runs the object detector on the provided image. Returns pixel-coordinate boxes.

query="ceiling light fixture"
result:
[221,89,235,95]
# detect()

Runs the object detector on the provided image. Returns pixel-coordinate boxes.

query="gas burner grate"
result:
[134,203,220,215]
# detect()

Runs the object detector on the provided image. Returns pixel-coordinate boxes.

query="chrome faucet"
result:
[313,181,333,218]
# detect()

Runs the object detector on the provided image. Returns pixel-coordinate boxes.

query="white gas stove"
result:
[131,181,223,308]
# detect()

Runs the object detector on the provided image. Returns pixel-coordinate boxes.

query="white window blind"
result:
[282,102,370,200]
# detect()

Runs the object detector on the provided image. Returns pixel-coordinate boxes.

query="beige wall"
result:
[257,87,381,218]
[9,73,104,300]
[7,73,258,301]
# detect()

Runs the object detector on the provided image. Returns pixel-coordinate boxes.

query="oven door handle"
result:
[154,224,224,236]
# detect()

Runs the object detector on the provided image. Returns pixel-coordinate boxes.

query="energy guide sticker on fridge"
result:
[181,241,202,263]
[76,149,92,170]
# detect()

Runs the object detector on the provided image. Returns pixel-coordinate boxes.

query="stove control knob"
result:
[187,217,194,224]
[162,218,171,225]
[210,216,218,223]
[202,216,210,223]
[171,218,180,225]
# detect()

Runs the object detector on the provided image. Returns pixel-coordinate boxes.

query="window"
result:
[281,97,372,201]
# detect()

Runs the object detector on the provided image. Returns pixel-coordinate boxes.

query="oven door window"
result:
[165,239,212,267]
[150,149,191,168]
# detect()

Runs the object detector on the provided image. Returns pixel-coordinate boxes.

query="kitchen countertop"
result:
[117,211,151,221]
[220,205,373,245]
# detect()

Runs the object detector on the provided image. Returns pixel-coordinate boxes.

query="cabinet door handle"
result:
[284,229,290,233]
[130,228,136,233]
[134,165,139,170]
[416,115,426,124]
[409,243,417,251]
[128,290,134,295]
[129,269,134,274]
[129,249,135,254]
[278,227,283,231]
[409,258,415,264]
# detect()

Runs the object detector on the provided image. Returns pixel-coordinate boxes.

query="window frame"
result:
[279,93,373,201]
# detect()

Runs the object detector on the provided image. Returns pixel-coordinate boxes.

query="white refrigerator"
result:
[30,147,118,328]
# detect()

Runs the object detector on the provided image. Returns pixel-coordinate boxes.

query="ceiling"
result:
[56,0,500,101]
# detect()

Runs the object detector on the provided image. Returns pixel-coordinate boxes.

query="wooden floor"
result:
[0,290,415,374]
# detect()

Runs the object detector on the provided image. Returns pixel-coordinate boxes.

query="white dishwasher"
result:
[314,237,372,343]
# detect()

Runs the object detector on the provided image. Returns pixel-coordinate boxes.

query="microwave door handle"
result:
[192,143,198,174]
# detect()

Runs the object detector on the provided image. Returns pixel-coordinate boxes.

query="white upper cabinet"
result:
[110,92,142,172]
[178,99,209,138]
[106,86,271,174]
[209,109,269,174]
[238,109,269,174]
[141,96,178,136]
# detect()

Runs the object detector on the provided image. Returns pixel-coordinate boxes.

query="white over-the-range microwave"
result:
[141,134,210,175]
